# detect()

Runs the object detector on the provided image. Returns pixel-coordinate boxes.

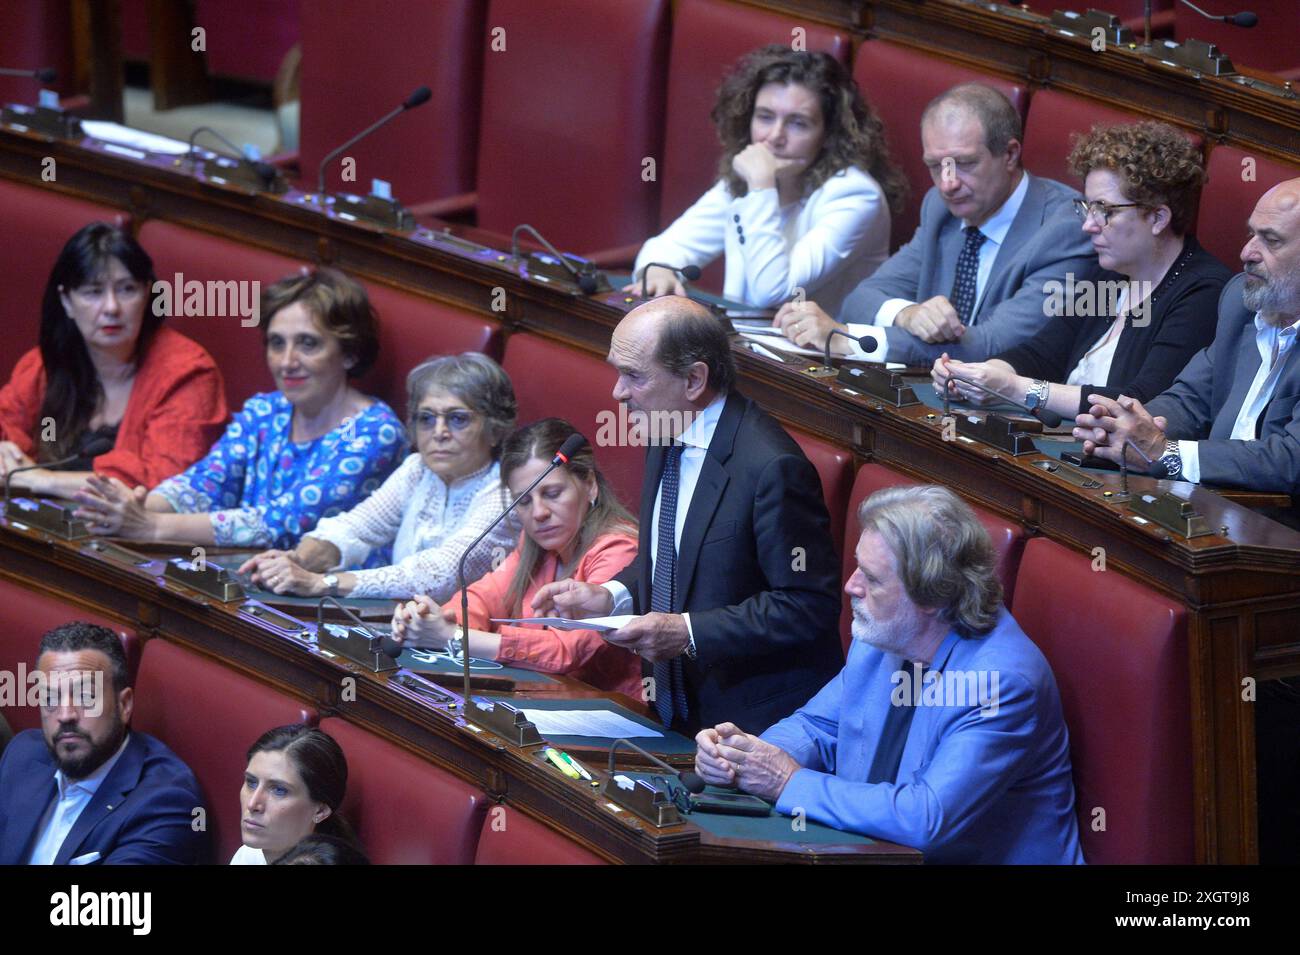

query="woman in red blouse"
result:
[0,222,226,498]
[389,418,642,699]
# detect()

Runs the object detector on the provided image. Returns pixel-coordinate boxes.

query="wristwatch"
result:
[321,574,340,597]
[1158,440,1183,480]
[1024,379,1049,413]
[685,631,698,660]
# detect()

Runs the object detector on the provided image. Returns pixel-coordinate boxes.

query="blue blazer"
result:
[763,608,1085,864]
[0,730,209,865]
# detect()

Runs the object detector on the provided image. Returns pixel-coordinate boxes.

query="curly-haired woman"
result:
[932,120,1231,419]
[628,45,905,316]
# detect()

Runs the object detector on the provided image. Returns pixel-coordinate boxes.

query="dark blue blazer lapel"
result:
[0,742,57,864]
[53,733,145,865]
[674,394,742,609]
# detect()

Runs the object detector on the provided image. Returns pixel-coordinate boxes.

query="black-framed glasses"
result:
[651,774,693,815]
[414,409,475,432]
[1072,198,1143,226]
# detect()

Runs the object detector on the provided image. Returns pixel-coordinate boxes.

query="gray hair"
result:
[921,82,1022,159]
[857,484,1002,636]
[404,352,517,454]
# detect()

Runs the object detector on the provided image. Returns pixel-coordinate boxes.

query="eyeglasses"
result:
[414,410,475,432]
[66,280,146,304]
[1072,199,1143,226]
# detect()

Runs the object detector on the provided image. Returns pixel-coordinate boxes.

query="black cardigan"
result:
[995,236,1232,415]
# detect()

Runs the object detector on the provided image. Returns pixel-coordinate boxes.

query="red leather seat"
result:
[1174,1,1300,76]
[501,333,643,509]
[853,40,1028,250]
[0,580,134,734]
[839,463,1024,655]
[319,717,486,864]
[0,180,126,381]
[193,0,300,84]
[1010,537,1192,863]
[473,804,607,864]
[0,1,74,107]
[789,429,854,562]
[473,0,669,256]
[132,638,316,861]
[299,0,484,206]
[1197,144,1299,271]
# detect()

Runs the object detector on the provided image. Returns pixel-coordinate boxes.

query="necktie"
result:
[866,663,927,784]
[651,443,689,727]
[949,226,987,326]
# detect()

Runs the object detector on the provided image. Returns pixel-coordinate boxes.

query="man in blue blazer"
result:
[695,485,1085,864]
[0,622,208,865]
[776,83,1099,367]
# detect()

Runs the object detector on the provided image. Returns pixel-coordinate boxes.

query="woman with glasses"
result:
[238,352,521,600]
[72,268,406,548]
[0,222,227,497]
[932,121,1230,420]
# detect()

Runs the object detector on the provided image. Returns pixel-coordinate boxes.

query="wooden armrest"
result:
[409,191,478,221]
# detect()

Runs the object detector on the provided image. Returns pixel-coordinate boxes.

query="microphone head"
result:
[83,434,116,457]
[403,86,432,110]
[253,161,279,187]
[1231,11,1257,26]
[381,632,405,660]
[577,271,600,295]
[1034,408,1064,429]
[555,432,588,463]
[680,265,702,281]
[678,770,706,795]
[36,67,57,84]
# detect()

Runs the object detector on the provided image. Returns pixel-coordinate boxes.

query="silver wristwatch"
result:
[1158,440,1182,479]
[322,574,340,597]
[1024,379,1049,412]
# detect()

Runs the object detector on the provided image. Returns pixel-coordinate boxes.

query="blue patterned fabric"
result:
[154,391,407,550]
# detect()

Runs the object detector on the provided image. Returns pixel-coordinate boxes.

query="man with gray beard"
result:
[1074,180,1300,522]
[693,485,1084,863]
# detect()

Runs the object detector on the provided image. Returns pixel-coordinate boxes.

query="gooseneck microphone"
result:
[942,371,1065,429]
[186,125,280,190]
[607,738,706,795]
[316,85,432,196]
[639,262,702,299]
[1177,0,1257,27]
[4,435,115,507]
[511,224,601,294]
[820,327,880,369]
[0,66,57,83]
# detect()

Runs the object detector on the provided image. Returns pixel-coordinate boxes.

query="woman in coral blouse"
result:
[388,418,641,699]
[0,222,226,497]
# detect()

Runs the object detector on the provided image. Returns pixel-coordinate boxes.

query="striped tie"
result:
[651,443,688,727]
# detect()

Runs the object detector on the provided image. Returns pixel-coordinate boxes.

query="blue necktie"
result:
[950,226,987,326]
[866,663,927,784]
[651,443,688,727]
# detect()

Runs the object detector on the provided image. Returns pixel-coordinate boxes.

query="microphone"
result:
[942,371,1064,429]
[0,66,57,83]
[821,327,879,369]
[511,224,602,294]
[186,125,281,191]
[607,738,706,795]
[639,262,702,299]
[4,435,115,506]
[316,85,432,196]
[1177,0,1257,26]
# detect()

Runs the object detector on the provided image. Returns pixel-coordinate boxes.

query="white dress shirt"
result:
[28,733,131,865]
[1178,313,1300,483]
[848,172,1031,361]
[1066,287,1128,387]
[602,394,727,638]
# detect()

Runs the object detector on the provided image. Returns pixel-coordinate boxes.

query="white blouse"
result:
[307,454,520,600]
[230,845,266,865]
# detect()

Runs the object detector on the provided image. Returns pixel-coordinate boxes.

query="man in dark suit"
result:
[534,297,843,734]
[776,83,1098,366]
[0,622,208,864]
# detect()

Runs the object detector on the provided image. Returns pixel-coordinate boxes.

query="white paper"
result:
[738,331,905,368]
[489,614,635,632]
[517,708,663,739]
[82,120,192,155]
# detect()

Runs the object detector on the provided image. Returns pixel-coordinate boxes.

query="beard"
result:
[850,595,930,657]
[45,719,127,780]
[1242,266,1300,322]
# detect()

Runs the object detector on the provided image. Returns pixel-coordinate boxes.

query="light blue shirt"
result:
[849,172,1031,361]
[1179,313,1300,483]
[27,733,131,865]
[603,393,727,640]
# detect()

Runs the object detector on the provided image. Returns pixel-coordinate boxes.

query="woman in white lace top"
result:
[238,352,520,600]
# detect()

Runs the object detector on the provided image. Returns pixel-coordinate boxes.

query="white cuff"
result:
[1177,440,1201,484]
[844,324,889,362]
[602,580,633,615]
[875,298,915,327]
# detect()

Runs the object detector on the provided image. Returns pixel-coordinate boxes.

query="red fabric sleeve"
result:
[0,349,45,456]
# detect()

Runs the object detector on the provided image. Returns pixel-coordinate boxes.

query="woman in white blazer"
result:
[630,46,905,317]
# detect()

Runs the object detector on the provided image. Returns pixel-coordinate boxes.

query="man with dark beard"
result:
[693,485,1084,863]
[1074,179,1300,525]
[0,622,207,864]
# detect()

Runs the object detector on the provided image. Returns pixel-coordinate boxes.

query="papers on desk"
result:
[518,708,663,739]
[737,330,906,369]
[81,121,192,155]
[490,615,634,632]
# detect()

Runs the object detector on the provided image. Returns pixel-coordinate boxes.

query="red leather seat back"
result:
[1011,537,1192,863]
[0,580,133,734]
[1174,1,1300,76]
[853,40,1028,249]
[0,181,126,381]
[475,0,669,253]
[789,429,853,562]
[299,0,485,204]
[0,1,75,105]
[319,717,486,864]
[473,804,607,864]
[132,639,316,861]
[839,463,1024,655]
[194,0,300,84]
[501,333,643,509]
[1198,144,1299,271]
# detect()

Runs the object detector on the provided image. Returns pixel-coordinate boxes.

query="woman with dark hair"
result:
[933,121,1231,419]
[629,45,905,316]
[388,418,641,698]
[239,352,521,600]
[233,724,357,865]
[73,268,406,549]
[0,222,226,497]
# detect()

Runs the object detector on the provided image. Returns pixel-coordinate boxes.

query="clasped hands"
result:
[1073,394,1170,470]
[389,594,460,651]
[695,722,799,801]
[773,294,969,356]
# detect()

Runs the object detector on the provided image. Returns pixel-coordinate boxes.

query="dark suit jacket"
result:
[996,236,1231,414]
[1149,272,1300,495]
[614,392,844,735]
[0,730,209,865]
